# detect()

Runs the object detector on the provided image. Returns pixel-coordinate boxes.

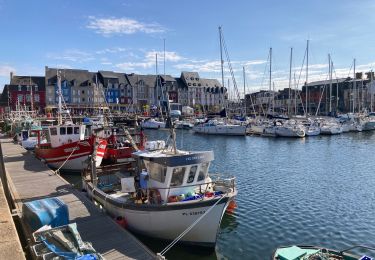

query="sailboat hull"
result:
[193,125,246,136]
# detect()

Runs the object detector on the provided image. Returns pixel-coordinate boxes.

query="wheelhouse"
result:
[132,150,214,202]
[46,124,86,148]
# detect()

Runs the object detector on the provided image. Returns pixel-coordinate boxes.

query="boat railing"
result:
[153,176,236,205]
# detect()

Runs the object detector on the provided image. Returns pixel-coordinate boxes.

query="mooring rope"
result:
[159,194,228,257]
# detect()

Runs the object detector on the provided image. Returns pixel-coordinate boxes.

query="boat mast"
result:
[353,58,356,113]
[219,26,225,110]
[371,70,374,112]
[329,54,332,115]
[57,71,63,125]
[305,40,309,117]
[288,47,293,115]
[243,66,246,116]
[269,47,272,115]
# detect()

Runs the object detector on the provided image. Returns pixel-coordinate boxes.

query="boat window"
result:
[197,163,209,182]
[50,127,57,136]
[74,127,80,134]
[67,127,73,135]
[148,162,167,183]
[60,127,66,135]
[187,166,197,183]
[171,167,186,187]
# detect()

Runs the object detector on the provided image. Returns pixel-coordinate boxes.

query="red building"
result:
[0,74,46,113]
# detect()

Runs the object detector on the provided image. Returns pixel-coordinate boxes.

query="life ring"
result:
[149,189,162,204]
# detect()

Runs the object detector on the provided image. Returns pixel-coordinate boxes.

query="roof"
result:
[160,75,176,82]
[306,78,349,87]
[132,150,214,167]
[10,76,45,89]
[98,71,119,79]
[46,68,97,87]
[126,74,158,88]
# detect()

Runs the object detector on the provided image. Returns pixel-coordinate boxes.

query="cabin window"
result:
[60,127,66,135]
[171,167,186,187]
[74,127,80,134]
[67,127,73,135]
[50,127,57,136]
[187,166,197,183]
[197,163,209,182]
[148,162,167,183]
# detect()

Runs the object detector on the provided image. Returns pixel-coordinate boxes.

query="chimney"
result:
[355,72,363,79]
[10,71,13,81]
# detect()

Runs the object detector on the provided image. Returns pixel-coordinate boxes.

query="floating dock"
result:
[0,138,156,260]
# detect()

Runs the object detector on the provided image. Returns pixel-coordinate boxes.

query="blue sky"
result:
[0,0,374,96]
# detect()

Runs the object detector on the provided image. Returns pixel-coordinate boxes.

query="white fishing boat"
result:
[193,119,246,136]
[174,120,194,129]
[82,132,237,247]
[141,118,166,129]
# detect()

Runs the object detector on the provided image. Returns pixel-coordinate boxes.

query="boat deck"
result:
[0,138,156,260]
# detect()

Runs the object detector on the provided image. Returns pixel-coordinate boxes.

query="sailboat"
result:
[192,27,246,136]
[35,72,107,172]
[82,80,237,247]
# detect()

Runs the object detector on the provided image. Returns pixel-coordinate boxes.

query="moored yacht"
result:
[193,119,246,136]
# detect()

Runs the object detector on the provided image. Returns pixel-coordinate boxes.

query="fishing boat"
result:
[34,72,107,172]
[101,127,146,165]
[273,245,374,260]
[82,141,237,247]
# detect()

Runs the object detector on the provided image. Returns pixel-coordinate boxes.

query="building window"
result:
[48,97,52,102]
[34,94,40,102]
[82,98,85,102]
[18,85,22,91]
[26,85,30,91]
[26,94,31,102]
[81,90,85,94]
[34,86,38,92]
[18,94,23,102]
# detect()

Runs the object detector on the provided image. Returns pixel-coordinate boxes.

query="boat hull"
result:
[193,125,246,136]
[84,182,232,246]
[275,127,305,138]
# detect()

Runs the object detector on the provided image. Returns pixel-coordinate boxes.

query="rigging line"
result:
[260,51,270,90]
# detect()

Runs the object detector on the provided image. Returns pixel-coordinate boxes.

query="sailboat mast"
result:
[219,26,225,107]
[57,71,62,125]
[288,47,293,115]
[353,58,356,113]
[269,47,272,114]
[329,54,332,114]
[305,40,309,117]
[371,70,374,113]
[243,66,246,116]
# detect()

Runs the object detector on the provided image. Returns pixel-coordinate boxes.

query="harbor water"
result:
[64,130,375,259]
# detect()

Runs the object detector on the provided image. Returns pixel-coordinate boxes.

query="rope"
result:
[52,143,80,175]
[159,194,228,256]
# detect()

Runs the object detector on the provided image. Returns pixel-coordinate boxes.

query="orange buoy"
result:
[226,200,237,213]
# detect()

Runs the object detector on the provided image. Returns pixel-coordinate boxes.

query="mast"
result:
[371,71,374,113]
[30,76,34,113]
[219,26,225,108]
[288,47,293,115]
[57,71,62,125]
[243,66,246,117]
[269,47,272,114]
[353,58,356,113]
[305,40,309,117]
[329,54,332,115]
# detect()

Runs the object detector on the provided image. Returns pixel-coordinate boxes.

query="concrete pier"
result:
[0,138,156,260]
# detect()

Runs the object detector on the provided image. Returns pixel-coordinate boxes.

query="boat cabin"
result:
[132,150,214,203]
[45,124,86,148]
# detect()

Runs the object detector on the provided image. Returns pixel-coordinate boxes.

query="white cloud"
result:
[145,51,183,62]
[47,49,94,63]
[0,65,16,77]
[87,16,166,36]
[95,47,128,54]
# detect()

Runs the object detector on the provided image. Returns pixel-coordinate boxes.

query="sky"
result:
[0,0,374,97]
